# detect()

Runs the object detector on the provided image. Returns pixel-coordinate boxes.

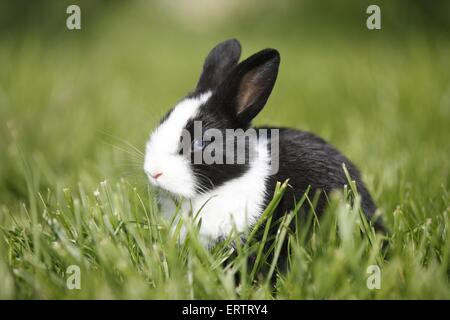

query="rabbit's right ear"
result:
[196,39,241,92]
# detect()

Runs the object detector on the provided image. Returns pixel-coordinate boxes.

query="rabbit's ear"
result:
[196,39,241,92]
[218,48,280,125]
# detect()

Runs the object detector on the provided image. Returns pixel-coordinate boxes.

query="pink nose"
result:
[150,172,163,180]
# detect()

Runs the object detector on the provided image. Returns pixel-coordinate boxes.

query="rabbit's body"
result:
[262,127,382,229]
[145,39,384,250]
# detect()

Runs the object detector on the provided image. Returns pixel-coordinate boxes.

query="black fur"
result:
[196,39,241,92]
[261,128,381,223]
[183,104,250,193]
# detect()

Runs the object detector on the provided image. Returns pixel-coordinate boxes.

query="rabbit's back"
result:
[259,127,383,231]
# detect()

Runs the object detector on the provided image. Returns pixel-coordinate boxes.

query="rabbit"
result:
[144,39,385,253]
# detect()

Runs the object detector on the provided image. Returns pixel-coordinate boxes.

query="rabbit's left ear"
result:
[196,39,241,92]
[217,48,280,125]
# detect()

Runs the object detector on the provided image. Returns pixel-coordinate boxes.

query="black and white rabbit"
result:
[144,39,384,249]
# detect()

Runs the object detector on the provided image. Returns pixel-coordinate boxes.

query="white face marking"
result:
[144,92,211,198]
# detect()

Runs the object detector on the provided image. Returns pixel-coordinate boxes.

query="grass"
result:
[0,1,449,299]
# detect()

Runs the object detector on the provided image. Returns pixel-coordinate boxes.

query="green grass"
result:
[0,1,449,299]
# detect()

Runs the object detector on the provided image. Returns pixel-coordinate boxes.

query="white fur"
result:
[144,92,211,198]
[159,139,271,246]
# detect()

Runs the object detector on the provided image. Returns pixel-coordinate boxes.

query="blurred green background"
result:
[0,0,449,299]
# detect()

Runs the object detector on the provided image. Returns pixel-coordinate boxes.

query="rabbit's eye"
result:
[192,139,206,152]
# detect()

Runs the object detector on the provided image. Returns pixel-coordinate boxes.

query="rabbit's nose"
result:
[150,172,163,180]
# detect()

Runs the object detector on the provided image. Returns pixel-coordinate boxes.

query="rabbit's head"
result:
[144,39,280,197]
